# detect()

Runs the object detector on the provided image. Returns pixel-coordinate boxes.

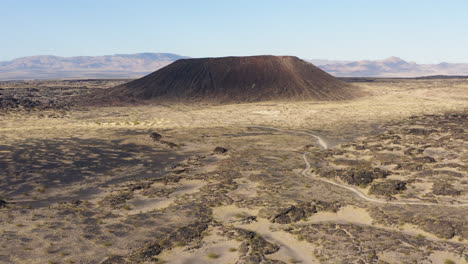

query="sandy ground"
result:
[158,226,242,264]
[213,205,320,264]
[126,180,206,215]
[1,79,467,264]
[1,79,467,136]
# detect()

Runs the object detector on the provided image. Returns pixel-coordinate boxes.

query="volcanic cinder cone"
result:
[107,55,361,103]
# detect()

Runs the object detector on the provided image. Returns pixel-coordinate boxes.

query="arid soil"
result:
[0,78,467,264]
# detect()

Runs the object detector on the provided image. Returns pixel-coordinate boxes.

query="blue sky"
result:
[1,0,467,63]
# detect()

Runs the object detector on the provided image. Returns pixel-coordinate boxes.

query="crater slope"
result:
[107,55,361,103]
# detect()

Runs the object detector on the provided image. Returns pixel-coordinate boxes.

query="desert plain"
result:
[0,77,467,264]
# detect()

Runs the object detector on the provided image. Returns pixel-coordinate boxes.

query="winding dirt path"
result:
[253,126,468,208]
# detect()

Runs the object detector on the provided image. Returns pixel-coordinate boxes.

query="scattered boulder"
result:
[406,128,436,136]
[149,132,162,141]
[130,242,162,262]
[127,181,153,191]
[259,200,341,224]
[237,215,257,225]
[302,144,319,151]
[213,146,228,154]
[0,199,7,208]
[413,156,436,163]
[236,228,280,255]
[312,200,342,212]
[100,255,127,264]
[260,205,308,224]
[369,180,407,196]
[149,132,180,149]
[160,140,180,149]
[404,147,425,156]
[70,200,83,206]
[172,168,189,174]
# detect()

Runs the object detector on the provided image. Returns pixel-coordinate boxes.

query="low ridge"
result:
[106,55,361,103]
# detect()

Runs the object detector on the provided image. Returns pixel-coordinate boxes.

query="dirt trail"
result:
[255,126,468,208]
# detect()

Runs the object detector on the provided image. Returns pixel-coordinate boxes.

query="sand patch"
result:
[228,178,259,200]
[305,205,374,225]
[158,226,241,264]
[429,250,466,264]
[213,205,319,264]
[127,180,206,215]
[252,110,281,116]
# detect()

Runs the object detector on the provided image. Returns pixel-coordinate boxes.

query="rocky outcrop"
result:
[213,146,228,154]
[235,228,283,264]
[149,132,162,141]
[259,200,341,224]
[339,167,390,186]
[369,180,407,197]
[432,181,461,196]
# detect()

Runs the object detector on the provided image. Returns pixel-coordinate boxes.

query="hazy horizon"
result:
[2,0,468,64]
[2,53,468,65]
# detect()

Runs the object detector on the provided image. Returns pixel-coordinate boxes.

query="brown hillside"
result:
[106,55,361,103]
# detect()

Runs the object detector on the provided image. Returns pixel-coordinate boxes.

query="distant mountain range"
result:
[311,57,468,77]
[0,53,188,80]
[0,53,467,80]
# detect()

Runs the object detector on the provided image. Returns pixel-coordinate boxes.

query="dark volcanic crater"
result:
[101,55,362,103]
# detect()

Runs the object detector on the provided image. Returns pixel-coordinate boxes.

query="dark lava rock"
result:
[339,167,390,186]
[369,180,407,196]
[105,223,133,237]
[0,96,41,109]
[312,200,342,212]
[332,158,370,167]
[160,140,180,149]
[238,253,286,264]
[406,128,436,136]
[100,255,127,264]
[166,221,209,246]
[404,147,425,156]
[128,216,210,261]
[172,168,189,174]
[259,201,340,224]
[259,205,317,224]
[421,220,456,239]
[131,241,162,262]
[263,205,308,224]
[413,156,436,163]
[432,181,461,196]
[150,132,162,141]
[71,200,83,206]
[105,191,133,209]
[238,215,257,224]
[213,146,228,154]
[0,95,62,112]
[236,228,280,255]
